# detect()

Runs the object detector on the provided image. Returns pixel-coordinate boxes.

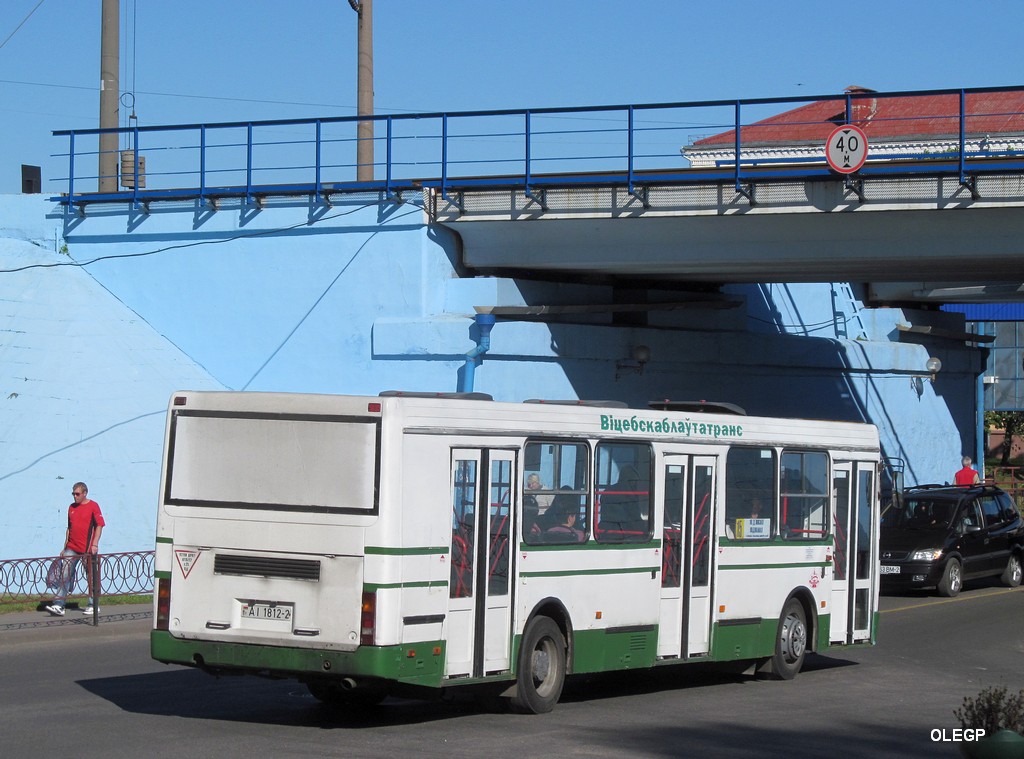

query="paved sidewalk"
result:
[0,602,153,645]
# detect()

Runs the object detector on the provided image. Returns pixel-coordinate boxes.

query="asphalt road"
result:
[1,585,1021,759]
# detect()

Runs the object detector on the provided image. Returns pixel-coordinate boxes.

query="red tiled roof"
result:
[692,87,1024,148]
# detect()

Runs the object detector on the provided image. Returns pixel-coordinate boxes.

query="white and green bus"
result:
[151,390,880,713]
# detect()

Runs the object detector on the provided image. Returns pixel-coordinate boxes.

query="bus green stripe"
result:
[719,537,832,547]
[365,546,448,555]
[364,580,448,591]
[154,540,447,556]
[370,541,666,555]
[719,561,829,570]
[519,540,661,551]
[521,565,658,579]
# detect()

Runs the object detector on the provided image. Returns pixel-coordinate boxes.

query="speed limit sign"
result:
[825,124,868,174]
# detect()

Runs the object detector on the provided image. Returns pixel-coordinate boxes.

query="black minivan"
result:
[880,484,1024,596]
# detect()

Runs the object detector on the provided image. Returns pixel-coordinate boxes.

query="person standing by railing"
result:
[45,482,105,616]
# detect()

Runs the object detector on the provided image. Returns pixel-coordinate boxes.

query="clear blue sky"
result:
[2,0,1023,194]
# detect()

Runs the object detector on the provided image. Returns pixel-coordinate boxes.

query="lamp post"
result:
[348,0,374,182]
[99,0,119,192]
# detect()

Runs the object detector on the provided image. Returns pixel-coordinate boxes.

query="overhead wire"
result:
[0,78,376,113]
[746,313,851,333]
[0,0,46,52]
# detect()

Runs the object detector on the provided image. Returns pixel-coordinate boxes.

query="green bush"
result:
[955,686,1024,734]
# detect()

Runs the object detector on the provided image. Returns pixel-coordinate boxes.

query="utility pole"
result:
[99,0,119,192]
[349,0,374,181]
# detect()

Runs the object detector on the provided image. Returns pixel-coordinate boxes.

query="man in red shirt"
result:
[46,482,105,616]
[954,456,981,486]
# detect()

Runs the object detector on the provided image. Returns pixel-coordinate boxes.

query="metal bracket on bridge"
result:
[525,186,548,212]
[735,183,756,206]
[628,185,651,209]
[844,177,866,203]
[440,189,464,214]
[960,175,981,201]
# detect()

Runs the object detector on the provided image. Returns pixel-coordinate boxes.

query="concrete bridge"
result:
[51,85,1024,306]
[428,170,1024,304]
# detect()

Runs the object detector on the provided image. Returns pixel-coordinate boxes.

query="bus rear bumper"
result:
[150,630,446,688]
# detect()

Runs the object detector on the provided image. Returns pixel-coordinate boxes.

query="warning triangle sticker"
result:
[175,549,200,579]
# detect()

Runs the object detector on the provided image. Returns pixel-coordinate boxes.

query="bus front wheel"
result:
[511,616,566,714]
[769,598,807,680]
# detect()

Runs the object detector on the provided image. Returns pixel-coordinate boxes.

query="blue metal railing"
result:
[50,85,1024,209]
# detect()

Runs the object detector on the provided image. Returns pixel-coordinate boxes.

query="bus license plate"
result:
[241,602,293,621]
[880,565,900,575]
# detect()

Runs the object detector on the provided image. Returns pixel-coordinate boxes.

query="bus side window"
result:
[523,440,589,545]
[450,459,478,598]
[725,447,775,540]
[780,450,829,540]
[595,442,652,543]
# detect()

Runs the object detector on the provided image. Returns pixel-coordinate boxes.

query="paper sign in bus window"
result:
[735,518,771,540]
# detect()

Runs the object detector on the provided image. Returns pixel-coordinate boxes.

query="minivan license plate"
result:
[241,602,293,621]
[880,565,900,575]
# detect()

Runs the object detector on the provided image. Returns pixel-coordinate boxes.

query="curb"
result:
[0,604,153,646]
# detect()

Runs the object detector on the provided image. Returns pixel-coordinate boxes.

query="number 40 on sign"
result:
[825,124,868,174]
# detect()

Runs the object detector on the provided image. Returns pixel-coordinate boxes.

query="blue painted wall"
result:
[0,193,984,558]
[0,196,223,558]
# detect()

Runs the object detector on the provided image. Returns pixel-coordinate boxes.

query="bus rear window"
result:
[166,412,379,513]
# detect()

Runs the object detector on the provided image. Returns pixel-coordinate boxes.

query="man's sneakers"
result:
[44,602,100,616]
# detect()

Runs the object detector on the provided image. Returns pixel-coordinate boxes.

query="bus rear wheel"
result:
[511,616,566,714]
[770,599,807,680]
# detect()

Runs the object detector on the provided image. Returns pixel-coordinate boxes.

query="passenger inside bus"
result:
[545,493,586,543]
[525,473,554,514]
[749,498,763,518]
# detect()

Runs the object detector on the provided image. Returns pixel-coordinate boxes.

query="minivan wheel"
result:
[937,558,962,597]
[1001,553,1023,588]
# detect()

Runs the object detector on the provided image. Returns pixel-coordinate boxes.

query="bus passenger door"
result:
[659,456,715,659]
[446,449,515,679]
[830,462,876,644]
[849,465,876,642]
[829,466,851,643]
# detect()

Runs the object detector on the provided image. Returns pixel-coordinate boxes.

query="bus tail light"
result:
[360,591,376,645]
[156,577,172,631]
